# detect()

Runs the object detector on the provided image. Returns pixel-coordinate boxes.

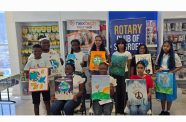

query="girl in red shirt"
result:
[129,61,153,115]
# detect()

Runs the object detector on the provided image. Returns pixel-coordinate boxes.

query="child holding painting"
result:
[92,62,117,115]
[24,44,52,115]
[155,41,182,115]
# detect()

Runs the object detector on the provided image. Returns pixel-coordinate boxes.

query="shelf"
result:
[176,78,186,81]
[147,45,157,48]
[164,31,186,34]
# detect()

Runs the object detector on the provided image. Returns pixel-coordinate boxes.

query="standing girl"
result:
[110,38,132,114]
[156,41,182,115]
[68,39,86,73]
[88,35,110,75]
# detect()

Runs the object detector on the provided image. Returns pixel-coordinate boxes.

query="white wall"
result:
[5,11,108,75]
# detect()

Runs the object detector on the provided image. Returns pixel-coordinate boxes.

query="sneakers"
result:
[159,111,165,115]
[164,111,170,115]
[159,111,170,115]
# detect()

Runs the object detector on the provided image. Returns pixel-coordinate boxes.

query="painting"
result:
[91,75,110,100]
[109,55,128,76]
[67,54,76,61]
[156,72,173,94]
[126,79,148,106]
[55,75,73,100]
[135,54,153,74]
[29,68,48,92]
[89,51,106,71]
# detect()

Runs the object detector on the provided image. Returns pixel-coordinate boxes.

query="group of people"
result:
[23,35,182,115]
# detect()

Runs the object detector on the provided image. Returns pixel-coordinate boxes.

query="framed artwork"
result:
[91,75,110,100]
[126,79,148,105]
[156,72,173,94]
[29,68,48,92]
[55,75,73,100]
[89,51,106,71]
[135,54,153,74]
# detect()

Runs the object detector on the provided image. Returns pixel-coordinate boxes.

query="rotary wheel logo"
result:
[135,91,143,99]
[93,56,102,65]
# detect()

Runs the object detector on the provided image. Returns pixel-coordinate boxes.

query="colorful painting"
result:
[89,51,106,71]
[67,54,76,61]
[55,75,73,100]
[135,54,153,74]
[126,79,148,106]
[91,75,110,100]
[29,68,48,92]
[49,54,62,75]
[156,72,173,94]
[109,55,128,76]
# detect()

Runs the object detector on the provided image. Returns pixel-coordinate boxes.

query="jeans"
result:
[92,100,113,115]
[51,98,81,115]
[129,102,150,115]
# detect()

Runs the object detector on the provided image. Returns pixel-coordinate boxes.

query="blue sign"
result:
[110,18,146,54]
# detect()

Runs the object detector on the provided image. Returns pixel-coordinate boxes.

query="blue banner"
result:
[110,18,146,54]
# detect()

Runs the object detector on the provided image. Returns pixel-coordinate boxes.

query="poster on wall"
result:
[89,51,106,71]
[110,18,146,54]
[66,20,101,55]
[126,79,148,106]
[28,68,48,92]
[55,76,73,100]
[21,23,60,67]
[146,20,157,45]
[91,75,110,100]
[156,72,173,95]
[135,54,153,74]
[109,55,128,76]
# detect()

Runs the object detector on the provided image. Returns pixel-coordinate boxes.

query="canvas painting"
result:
[156,72,173,94]
[67,54,76,61]
[29,68,48,92]
[49,54,63,75]
[55,75,73,100]
[89,51,106,71]
[126,79,148,106]
[109,55,128,76]
[135,54,153,74]
[91,75,110,100]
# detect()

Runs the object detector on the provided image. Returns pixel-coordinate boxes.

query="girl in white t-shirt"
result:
[88,35,110,75]
[110,38,132,114]
[50,60,85,115]
[67,39,86,73]
[155,41,182,115]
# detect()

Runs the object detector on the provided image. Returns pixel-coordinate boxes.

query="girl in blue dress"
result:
[155,41,182,115]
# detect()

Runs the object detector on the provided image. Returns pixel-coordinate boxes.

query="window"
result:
[0,12,11,76]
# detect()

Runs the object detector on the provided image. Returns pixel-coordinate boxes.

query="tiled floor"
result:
[1,84,186,115]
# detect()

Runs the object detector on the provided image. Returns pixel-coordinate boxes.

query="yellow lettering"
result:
[128,25,132,34]
[119,25,124,34]
[114,26,119,34]
[123,25,128,34]
[133,24,138,34]
[137,24,142,33]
